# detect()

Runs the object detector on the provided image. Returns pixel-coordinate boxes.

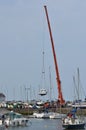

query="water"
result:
[7,118,86,130]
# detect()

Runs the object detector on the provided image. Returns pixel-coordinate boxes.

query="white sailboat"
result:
[4,111,29,127]
[49,112,66,119]
[62,108,85,129]
[39,88,47,96]
[62,68,86,129]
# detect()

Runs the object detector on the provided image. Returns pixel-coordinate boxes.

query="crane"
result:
[44,5,65,105]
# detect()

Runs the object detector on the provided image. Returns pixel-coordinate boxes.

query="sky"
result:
[0,0,86,102]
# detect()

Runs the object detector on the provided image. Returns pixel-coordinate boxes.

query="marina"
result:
[0,1,86,130]
[0,106,86,130]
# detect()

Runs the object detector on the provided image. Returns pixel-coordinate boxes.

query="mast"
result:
[44,5,65,105]
[49,66,52,102]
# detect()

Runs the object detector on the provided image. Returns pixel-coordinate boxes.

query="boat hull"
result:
[62,123,85,129]
[5,118,28,127]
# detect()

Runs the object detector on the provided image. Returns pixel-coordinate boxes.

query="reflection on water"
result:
[6,118,86,130]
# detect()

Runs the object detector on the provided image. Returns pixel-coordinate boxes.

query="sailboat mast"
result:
[49,66,52,101]
[77,68,80,101]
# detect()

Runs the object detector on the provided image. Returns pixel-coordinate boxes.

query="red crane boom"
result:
[44,5,65,105]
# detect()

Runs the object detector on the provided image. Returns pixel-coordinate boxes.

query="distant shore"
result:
[6,107,86,116]
[1,105,86,117]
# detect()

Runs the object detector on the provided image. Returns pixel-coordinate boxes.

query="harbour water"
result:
[7,118,86,130]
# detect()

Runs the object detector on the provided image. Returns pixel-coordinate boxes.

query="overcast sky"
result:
[0,0,86,102]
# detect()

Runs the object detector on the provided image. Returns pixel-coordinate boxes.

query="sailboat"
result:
[62,108,85,129]
[39,88,47,96]
[38,41,47,96]
[62,68,86,129]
